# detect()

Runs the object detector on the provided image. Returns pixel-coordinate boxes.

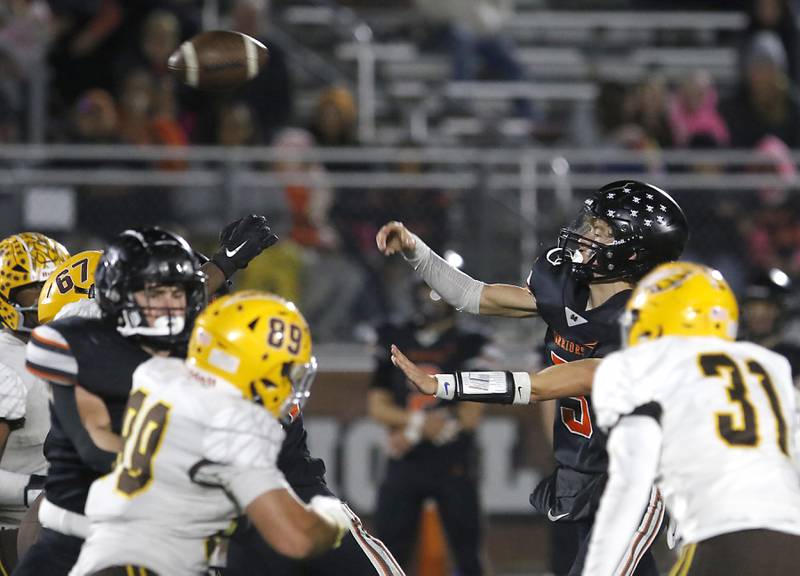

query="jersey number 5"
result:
[698,353,788,456]
[116,389,172,497]
[552,351,594,438]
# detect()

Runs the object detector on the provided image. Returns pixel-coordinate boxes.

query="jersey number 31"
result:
[699,353,788,456]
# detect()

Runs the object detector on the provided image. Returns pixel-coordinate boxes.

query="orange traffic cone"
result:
[416,500,447,576]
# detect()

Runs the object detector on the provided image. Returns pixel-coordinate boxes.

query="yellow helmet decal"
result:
[624,261,739,347]
[187,291,316,419]
[38,250,103,324]
[0,233,70,330]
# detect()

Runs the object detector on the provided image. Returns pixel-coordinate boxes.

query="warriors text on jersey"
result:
[0,330,49,525]
[527,249,630,475]
[593,336,800,544]
[70,357,288,576]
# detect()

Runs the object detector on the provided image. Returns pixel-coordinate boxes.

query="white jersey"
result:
[71,357,289,576]
[593,336,800,544]
[0,330,49,525]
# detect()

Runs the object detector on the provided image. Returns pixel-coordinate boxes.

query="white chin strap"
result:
[118,311,186,338]
[571,249,585,264]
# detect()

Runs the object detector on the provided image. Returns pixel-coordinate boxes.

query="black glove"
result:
[24,474,45,507]
[211,215,279,279]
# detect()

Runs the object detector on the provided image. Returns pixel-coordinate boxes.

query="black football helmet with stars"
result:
[557,180,689,283]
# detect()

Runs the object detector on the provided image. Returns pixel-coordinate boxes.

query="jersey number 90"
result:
[116,390,172,497]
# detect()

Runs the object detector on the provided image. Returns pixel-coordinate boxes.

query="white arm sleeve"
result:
[583,415,662,576]
[0,363,27,422]
[403,233,484,314]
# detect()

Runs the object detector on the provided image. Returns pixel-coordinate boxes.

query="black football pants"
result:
[374,459,484,576]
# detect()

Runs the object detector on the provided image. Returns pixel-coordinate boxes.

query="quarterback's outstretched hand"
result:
[376,221,416,256]
[212,215,279,279]
[390,344,437,395]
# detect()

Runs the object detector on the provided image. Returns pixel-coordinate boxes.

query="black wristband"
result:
[210,251,238,280]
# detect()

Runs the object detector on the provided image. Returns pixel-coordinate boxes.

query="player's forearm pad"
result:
[434,371,531,404]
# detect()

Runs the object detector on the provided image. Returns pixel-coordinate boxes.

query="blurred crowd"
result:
[0,0,799,340]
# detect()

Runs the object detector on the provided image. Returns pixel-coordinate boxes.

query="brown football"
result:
[167,30,268,91]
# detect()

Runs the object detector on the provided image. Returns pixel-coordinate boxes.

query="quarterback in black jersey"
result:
[377,180,689,575]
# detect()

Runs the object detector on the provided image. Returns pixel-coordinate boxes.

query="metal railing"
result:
[1,143,797,280]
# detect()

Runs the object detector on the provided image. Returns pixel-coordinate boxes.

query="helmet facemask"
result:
[7,282,46,333]
[557,208,638,283]
[114,271,207,351]
[269,357,318,425]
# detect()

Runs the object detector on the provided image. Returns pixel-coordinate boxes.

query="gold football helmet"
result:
[187,291,317,420]
[622,261,738,347]
[38,250,102,324]
[0,233,70,331]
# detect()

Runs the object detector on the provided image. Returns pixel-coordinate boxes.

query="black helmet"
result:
[744,268,792,303]
[557,180,688,283]
[96,228,207,351]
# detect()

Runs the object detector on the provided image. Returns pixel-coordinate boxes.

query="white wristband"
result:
[434,374,456,400]
[511,372,532,405]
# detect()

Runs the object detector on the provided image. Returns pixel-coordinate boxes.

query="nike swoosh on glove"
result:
[211,215,279,278]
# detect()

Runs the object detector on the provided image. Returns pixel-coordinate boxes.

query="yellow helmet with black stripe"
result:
[0,233,70,331]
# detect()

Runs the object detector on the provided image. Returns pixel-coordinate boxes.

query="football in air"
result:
[167,30,268,91]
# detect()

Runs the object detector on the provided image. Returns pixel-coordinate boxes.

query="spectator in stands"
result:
[668,70,730,148]
[47,0,123,111]
[623,73,673,148]
[227,0,293,143]
[725,31,800,147]
[310,85,359,147]
[744,136,800,278]
[744,0,798,83]
[138,9,181,79]
[217,101,257,147]
[412,0,530,117]
[68,88,119,145]
[0,0,50,77]
[116,67,187,167]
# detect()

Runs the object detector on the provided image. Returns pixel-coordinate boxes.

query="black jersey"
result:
[27,318,150,514]
[27,317,326,514]
[527,248,631,475]
[371,321,488,469]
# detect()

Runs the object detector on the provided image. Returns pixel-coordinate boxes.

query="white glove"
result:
[432,418,462,446]
[309,496,351,548]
